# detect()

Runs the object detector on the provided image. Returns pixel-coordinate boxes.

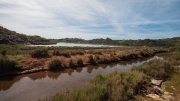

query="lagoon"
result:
[30,42,119,47]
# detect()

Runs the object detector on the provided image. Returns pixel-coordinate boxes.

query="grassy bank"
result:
[163,69,180,100]
[42,52,180,101]
[0,45,167,74]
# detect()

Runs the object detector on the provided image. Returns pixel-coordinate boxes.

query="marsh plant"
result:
[0,58,18,72]
[88,55,96,64]
[77,58,83,66]
[48,59,62,70]
[1,50,6,56]
[69,59,75,67]
[31,49,49,58]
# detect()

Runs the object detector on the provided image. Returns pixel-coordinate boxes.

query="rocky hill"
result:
[0,26,54,45]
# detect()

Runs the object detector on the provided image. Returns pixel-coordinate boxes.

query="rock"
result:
[153,86,163,92]
[146,94,163,101]
[151,79,163,86]
[162,91,174,101]
[153,86,163,95]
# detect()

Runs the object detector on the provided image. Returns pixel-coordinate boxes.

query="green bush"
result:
[77,58,83,66]
[0,58,18,72]
[95,55,100,60]
[52,50,60,56]
[88,55,96,64]
[131,59,175,79]
[31,49,49,58]
[97,58,109,64]
[1,50,6,56]
[48,59,62,70]
[48,71,150,101]
[69,59,75,67]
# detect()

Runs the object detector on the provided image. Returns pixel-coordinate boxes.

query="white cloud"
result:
[0,0,180,39]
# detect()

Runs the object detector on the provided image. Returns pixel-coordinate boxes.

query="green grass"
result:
[45,71,150,101]
[42,51,180,101]
[164,69,180,100]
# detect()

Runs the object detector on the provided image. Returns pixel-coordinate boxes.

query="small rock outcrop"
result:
[145,79,174,101]
[151,79,163,86]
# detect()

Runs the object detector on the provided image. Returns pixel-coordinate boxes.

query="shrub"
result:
[93,51,102,55]
[48,59,62,70]
[95,55,100,60]
[1,50,6,56]
[49,71,150,101]
[75,50,84,55]
[69,59,75,67]
[0,58,18,72]
[61,51,70,57]
[77,58,83,66]
[31,49,49,58]
[88,55,96,64]
[97,58,109,64]
[131,59,175,79]
[53,50,60,56]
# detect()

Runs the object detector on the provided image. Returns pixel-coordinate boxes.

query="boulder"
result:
[146,94,163,100]
[151,79,163,86]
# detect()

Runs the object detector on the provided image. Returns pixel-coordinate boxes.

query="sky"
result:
[0,0,180,40]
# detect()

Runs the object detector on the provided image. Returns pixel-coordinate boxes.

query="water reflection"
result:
[0,55,163,101]
[0,56,153,91]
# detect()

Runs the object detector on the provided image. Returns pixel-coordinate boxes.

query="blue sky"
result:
[0,0,180,40]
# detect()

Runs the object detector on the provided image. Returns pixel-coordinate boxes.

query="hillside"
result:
[0,26,179,46]
[58,37,180,47]
[0,26,55,45]
[117,38,180,47]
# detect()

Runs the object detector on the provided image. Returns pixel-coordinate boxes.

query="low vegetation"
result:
[69,59,75,67]
[164,70,180,100]
[48,59,62,70]
[0,57,19,73]
[0,26,56,45]
[44,51,180,101]
[77,58,83,66]
[131,59,174,80]
[0,44,168,75]
[31,49,49,58]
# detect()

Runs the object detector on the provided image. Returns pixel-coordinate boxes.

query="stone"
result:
[153,86,163,95]
[162,91,174,101]
[146,94,163,101]
[153,86,163,92]
[151,79,163,86]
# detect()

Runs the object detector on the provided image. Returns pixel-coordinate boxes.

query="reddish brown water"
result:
[0,56,162,101]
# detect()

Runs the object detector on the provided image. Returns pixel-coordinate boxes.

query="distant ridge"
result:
[0,26,179,46]
[54,37,180,47]
[0,26,54,45]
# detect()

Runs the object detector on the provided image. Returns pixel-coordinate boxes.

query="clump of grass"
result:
[95,54,100,60]
[131,59,176,80]
[77,58,83,66]
[93,50,102,55]
[52,50,60,56]
[1,50,6,56]
[0,58,19,72]
[69,59,75,67]
[88,55,96,64]
[164,70,180,100]
[31,49,49,58]
[97,57,109,64]
[48,71,150,101]
[48,59,62,70]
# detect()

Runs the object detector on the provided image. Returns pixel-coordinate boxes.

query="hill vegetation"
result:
[57,37,180,47]
[1,26,180,46]
[0,26,55,45]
